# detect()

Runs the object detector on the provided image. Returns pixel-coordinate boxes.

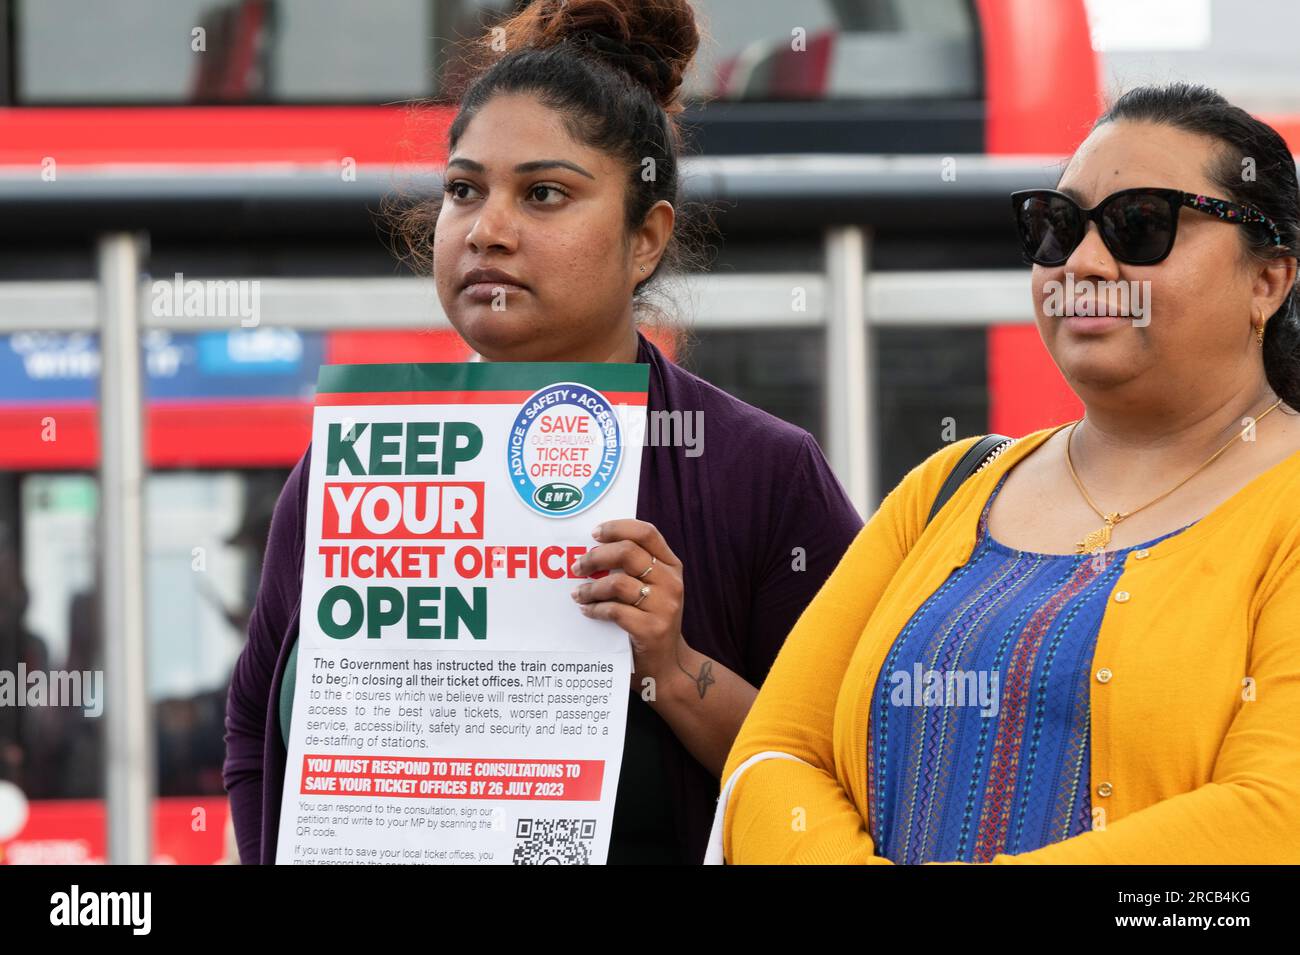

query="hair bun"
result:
[492,0,700,115]
[571,29,676,98]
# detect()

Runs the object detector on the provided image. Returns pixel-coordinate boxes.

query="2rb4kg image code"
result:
[513,818,597,864]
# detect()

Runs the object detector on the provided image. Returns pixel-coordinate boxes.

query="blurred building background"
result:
[0,0,1294,863]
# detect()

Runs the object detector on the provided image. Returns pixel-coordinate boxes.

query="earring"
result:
[1256,307,1266,346]
[640,266,646,273]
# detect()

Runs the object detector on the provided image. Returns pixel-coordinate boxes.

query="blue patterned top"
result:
[865,471,1196,863]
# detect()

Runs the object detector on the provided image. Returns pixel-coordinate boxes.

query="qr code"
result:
[512,818,597,865]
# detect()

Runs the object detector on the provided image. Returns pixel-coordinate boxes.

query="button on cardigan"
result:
[866,469,1195,864]
[721,423,1300,864]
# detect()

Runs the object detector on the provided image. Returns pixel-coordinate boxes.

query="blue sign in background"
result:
[0,330,325,403]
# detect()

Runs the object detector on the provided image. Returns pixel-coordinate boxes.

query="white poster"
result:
[275,360,649,864]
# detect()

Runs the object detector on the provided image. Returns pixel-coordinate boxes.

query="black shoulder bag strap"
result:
[925,434,1015,526]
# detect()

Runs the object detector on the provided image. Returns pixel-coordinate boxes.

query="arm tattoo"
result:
[675,642,716,699]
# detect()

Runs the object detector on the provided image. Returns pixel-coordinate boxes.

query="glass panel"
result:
[12,474,99,800]
[679,328,825,443]
[14,0,978,105]
[690,0,979,101]
[149,469,286,798]
[875,326,988,494]
[16,0,440,103]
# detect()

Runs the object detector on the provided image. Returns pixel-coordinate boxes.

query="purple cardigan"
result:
[223,333,862,864]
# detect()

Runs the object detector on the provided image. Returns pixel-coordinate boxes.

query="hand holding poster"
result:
[276,361,649,864]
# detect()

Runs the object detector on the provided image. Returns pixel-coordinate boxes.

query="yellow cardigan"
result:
[721,423,1300,864]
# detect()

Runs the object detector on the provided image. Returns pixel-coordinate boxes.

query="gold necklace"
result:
[1066,397,1284,553]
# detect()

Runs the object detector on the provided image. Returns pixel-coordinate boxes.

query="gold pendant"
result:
[1076,513,1122,554]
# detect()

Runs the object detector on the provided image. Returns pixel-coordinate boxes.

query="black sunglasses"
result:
[1011,187,1285,267]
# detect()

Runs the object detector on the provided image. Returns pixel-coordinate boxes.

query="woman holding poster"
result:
[223,0,862,864]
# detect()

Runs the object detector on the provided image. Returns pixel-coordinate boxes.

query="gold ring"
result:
[636,557,657,579]
[632,585,650,608]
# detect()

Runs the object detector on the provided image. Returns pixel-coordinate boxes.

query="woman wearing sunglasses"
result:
[714,82,1300,864]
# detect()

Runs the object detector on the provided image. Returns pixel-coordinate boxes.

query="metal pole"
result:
[97,232,153,865]
[824,226,874,516]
